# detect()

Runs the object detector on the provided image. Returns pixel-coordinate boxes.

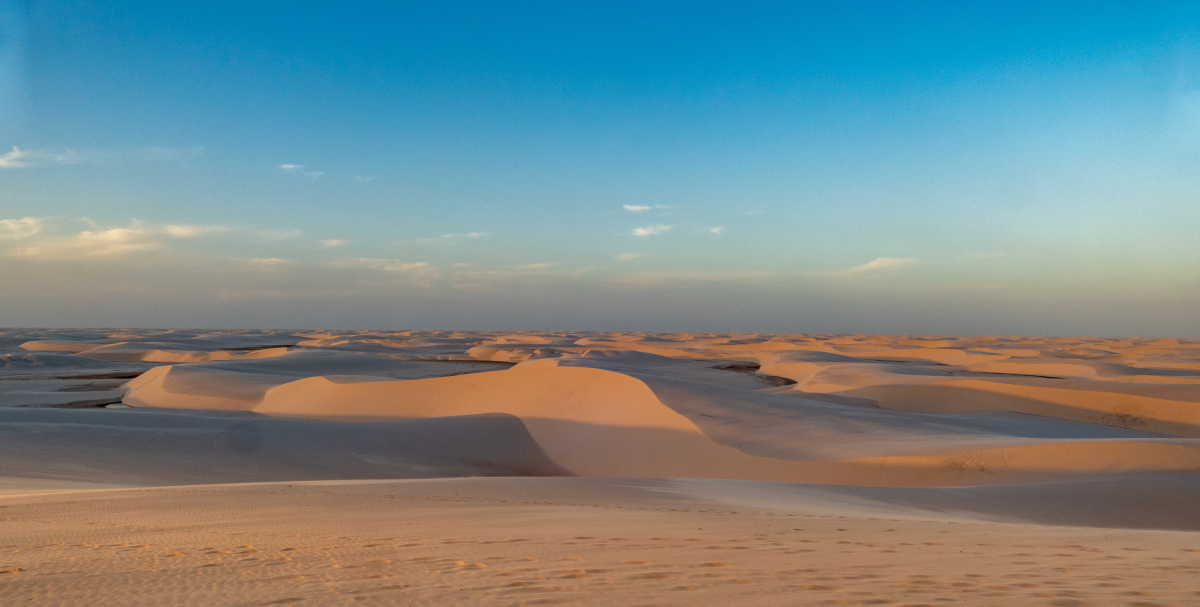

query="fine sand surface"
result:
[3,479,1200,606]
[2,329,1199,605]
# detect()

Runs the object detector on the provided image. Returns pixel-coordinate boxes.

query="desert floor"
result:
[2,329,1199,605]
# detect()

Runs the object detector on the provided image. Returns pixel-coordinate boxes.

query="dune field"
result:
[2,328,1199,605]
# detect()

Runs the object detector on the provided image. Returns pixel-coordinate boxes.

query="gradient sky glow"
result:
[2,1,1199,335]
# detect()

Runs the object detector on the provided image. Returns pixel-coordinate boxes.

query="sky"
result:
[1,1,1199,335]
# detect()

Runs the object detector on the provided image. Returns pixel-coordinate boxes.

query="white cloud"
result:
[328,257,439,287]
[0,217,41,239]
[632,224,672,236]
[615,253,640,261]
[709,226,725,236]
[319,239,346,248]
[0,146,27,169]
[384,261,431,273]
[279,164,323,178]
[623,205,651,212]
[329,258,433,274]
[355,175,374,182]
[5,222,158,260]
[2,218,230,258]
[243,257,291,268]
[838,257,918,275]
[420,231,489,244]
[0,146,203,168]
[0,146,79,168]
[164,224,228,238]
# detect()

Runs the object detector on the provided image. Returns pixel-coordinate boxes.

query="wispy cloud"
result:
[623,204,651,212]
[0,146,203,169]
[319,239,346,248]
[0,217,41,239]
[241,257,292,269]
[419,231,489,244]
[0,146,77,169]
[328,257,439,287]
[329,258,432,273]
[829,257,918,276]
[709,226,725,236]
[632,224,671,237]
[0,217,317,261]
[279,164,323,178]
[4,221,159,260]
[0,146,27,169]
[354,175,375,182]
[615,253,640,261]
[164,224,229,238]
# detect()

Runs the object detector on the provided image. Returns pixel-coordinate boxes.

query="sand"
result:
[2,329,1199,605]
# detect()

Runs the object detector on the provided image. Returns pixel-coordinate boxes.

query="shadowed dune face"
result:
[0,408,569,486]
[2,329,1200,489]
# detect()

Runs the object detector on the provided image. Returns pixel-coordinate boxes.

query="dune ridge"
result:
[6,328,1200,489]
[121,353,1200,486]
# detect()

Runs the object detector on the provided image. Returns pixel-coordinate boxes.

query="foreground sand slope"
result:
[2,478,1199,607]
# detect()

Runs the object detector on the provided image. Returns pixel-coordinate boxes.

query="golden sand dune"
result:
[115,354,1200,485]
[4,329,1198,486]
[2,329,1198,605]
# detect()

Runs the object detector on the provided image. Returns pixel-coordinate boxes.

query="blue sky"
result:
[2,1,1199,334]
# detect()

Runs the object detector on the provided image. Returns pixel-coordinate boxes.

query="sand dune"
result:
[2,329,1199,605]
[5,329,1197,487]
[118,354,1200,485]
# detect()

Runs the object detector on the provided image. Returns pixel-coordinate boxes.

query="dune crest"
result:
[7,329,1200,487]
[122,353,1200,486]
